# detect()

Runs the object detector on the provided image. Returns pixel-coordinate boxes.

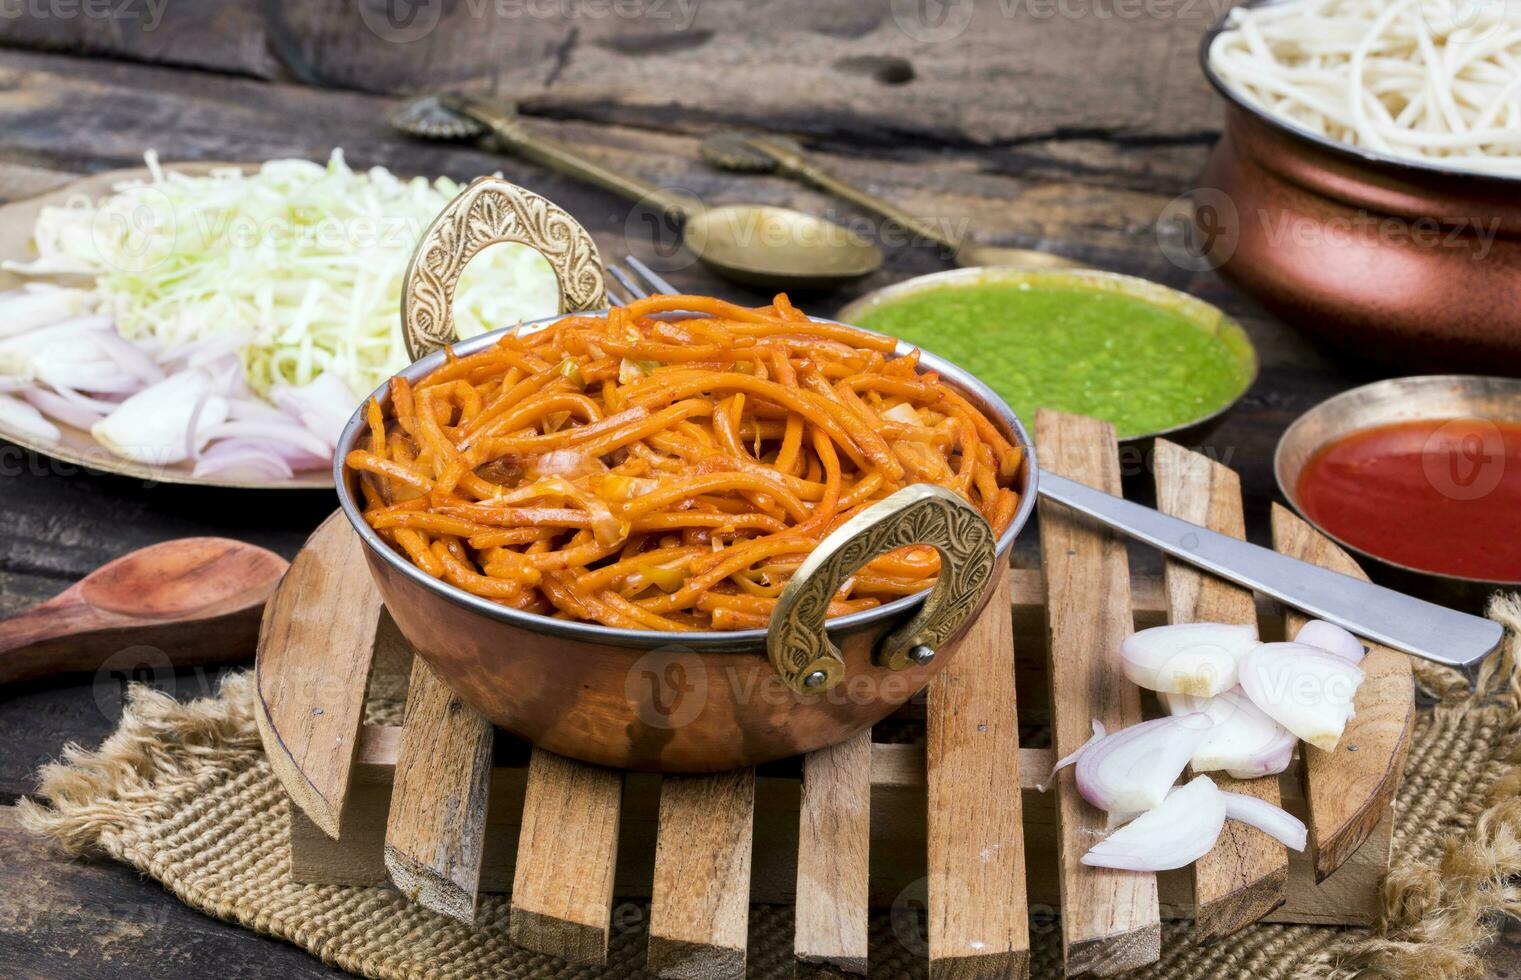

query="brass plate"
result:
[0,162,328,490]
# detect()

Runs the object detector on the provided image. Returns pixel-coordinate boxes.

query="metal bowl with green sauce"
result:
[838,268,1258,442]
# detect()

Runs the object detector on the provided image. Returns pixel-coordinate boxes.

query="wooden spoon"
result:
[0,537,289,685]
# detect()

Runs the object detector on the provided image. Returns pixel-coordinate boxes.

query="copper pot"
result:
[1197,4,1521,372]
[334,178,1035,773]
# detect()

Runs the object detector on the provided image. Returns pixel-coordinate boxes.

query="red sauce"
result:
[1297,418,1521,582]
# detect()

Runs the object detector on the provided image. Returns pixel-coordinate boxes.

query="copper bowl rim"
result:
[334,309,1037,652]
[1273,374,1521,588]
[1199,0,1521,189]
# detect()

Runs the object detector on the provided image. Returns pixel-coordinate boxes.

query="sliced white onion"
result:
[1037,719,1106,792]
[0,392,61,443]
[23,387,104,430]
[197,420,331,461]
[1222,791,1307,851]
[91,370,228,465]
[0,285,91,339]
[1161,687,1297,779]
[193,441,294,482]
[1081,775,1227,872]
[205,436,327,472]
[0,314,112,374]
[91,331,165,386]
[267,372,359,448]
[1294,620,1367,665]
[227,397,299,425]
[1238,642,1365,752]
[1120,623,1259,697]
[1074,713,1214,813]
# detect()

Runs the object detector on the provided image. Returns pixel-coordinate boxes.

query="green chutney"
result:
[854,282,1249,438]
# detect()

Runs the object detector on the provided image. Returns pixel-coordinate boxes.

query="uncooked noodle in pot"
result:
[1209,0,1521,175]
[348,293,1022,632]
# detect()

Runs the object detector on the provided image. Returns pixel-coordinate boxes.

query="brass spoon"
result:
[0,537,288,684]
[392,95,883,291]
[700,130,1082,270]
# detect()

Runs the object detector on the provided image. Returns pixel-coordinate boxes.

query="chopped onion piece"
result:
[881,402,921,425]
[91,370,228,465]
[1081,776,1227,871]
[1160,687,1297,779]
[0,285,91,339]
[23,387,103,430]
[1222,791,1307,851]
[268,372,359,448]
[0,393,61,443]
[1037,719,1106,792]
[1074,713,1213,813]
[193,441,294,481]
[197,420,331,461]
[1120,623,1259,697]
[1238,642,1365,752]
[1294,620,1367,665]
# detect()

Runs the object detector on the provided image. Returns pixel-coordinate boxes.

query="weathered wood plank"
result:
[1153,439,1289,941]
[1035,409,1160,976]
[926,565,1029,980]
[1270,505,1415,882]
[510,749,623,965]
[794,731,870,978]
[647,769,755,980]
[383,658,494,923]
[254,514,381,839]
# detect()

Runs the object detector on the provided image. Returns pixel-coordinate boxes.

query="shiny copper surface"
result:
[1198,10,1521,372]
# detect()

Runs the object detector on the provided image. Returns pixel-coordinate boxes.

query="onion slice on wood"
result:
[1222,791,1307,851]
[1294,620,1367,665]
[1160,687,1297,779]
[1037,719,1106,792]
[1074,713,1213,813]
[1120,623,1259,697]
[1081,775,1228,871]
[1238,642,1364,752]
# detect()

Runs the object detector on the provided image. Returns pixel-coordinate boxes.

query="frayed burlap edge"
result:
[16,596,1521,979]
[1295,593,1521,979]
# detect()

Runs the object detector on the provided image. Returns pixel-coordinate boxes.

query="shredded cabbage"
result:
[3,150,560,396]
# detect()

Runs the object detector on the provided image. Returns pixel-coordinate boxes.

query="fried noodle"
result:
[349,294,1022,631]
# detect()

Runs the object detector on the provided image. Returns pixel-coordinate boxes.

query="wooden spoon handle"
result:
[0,592,265,686]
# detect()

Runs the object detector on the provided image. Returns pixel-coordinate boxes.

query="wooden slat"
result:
[794,732,871,978]
[926,565,1030,979]
[384,656,495,923]
[253,513,382,839]
[510,749,623,965]
[1153,440,1289,940]
[1271,504,1415,881]
[1035,410,1161,976]
[648,770,755,980]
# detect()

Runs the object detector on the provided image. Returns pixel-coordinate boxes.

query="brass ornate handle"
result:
[766,484,997,694]
[401,175,608,361]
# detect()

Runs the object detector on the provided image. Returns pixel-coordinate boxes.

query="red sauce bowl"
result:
[1275,376,1521,608]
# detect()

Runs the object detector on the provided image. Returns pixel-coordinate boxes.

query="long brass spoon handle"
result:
[1038,471,1504,669]
[743,135,1077,269]
[442,93,702,221]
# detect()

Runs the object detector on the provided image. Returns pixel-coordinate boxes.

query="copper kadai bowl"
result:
[1196,3,1521,372]
[334,177,1036,773]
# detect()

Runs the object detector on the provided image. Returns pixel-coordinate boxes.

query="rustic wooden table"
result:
[0,3,1514,976]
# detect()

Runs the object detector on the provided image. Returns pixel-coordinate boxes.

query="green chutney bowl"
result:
[836,267,1258,445]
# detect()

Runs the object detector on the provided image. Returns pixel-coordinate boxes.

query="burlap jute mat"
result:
[18,596,1521,979]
